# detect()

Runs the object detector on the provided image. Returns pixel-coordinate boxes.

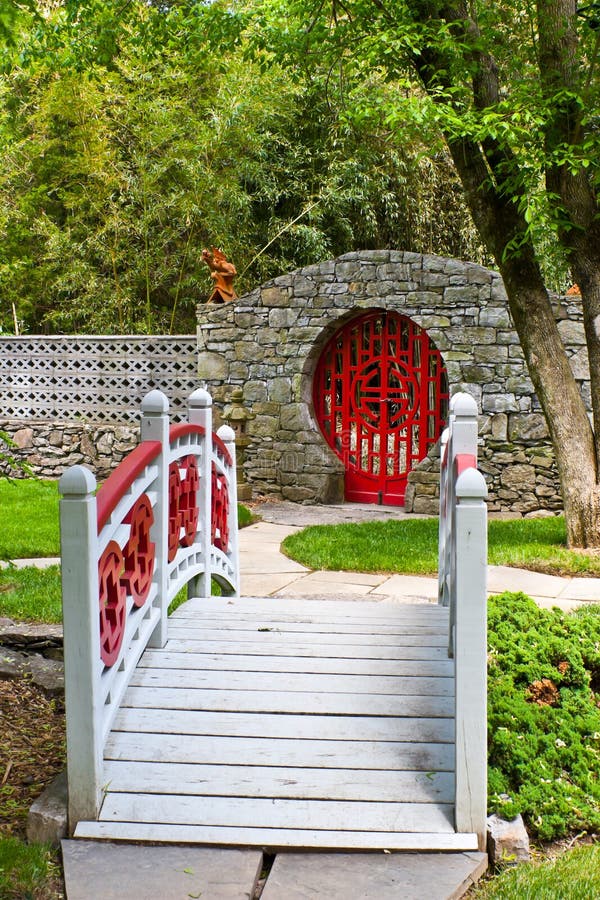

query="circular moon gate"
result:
[313,311,449,505]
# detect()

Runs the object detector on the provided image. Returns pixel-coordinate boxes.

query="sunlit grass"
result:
[0,836,60,899]
[473,844,600,899]
[0,565,62,623]
[282,515,600,577]
[0,478,60,559]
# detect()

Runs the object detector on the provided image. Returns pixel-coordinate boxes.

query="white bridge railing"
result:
[438,392,488,850]
[59,389,239,830]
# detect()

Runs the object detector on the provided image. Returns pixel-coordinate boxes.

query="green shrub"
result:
[487,593,600,840]
[237,503,254,528]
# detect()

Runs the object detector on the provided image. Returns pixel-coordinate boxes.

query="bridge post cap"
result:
[189,388,213,409]
[450,392,478,417]
[456,467,488,499]
[59,465,97,497]
[141,390,169,414]
[217,424,236,443]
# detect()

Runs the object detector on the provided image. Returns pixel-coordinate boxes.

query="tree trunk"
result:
[537,0,600,464]
[446,136,600,547]
[406,0,600,545]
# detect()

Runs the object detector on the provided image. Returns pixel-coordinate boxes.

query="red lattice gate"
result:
[313,311,449,505]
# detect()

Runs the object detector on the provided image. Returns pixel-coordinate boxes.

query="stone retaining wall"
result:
[1,422,138,481]
[197,250,586,514]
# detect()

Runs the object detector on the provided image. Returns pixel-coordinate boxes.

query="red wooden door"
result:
[313,311,449,505]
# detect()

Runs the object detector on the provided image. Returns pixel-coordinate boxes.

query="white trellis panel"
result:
[0,336,198,423]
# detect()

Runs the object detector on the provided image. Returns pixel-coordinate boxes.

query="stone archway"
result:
[197,250,573,514]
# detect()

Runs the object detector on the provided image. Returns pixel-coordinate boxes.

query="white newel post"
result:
[443,393,479,654]
[453,466,488,849]
[449,392,478,458]
[59,466,103,830]
[217,423,240,596]
[188,388,213,599]
[140,390,170,648]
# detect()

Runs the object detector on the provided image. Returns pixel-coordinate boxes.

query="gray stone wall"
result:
[1,422,138,481]
[197,250,586,514]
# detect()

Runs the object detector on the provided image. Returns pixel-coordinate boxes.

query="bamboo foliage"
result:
[0,0,484,334]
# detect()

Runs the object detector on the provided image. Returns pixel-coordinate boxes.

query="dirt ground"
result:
[1,676,66,898]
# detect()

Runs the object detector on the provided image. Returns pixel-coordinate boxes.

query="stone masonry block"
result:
[261,286,290,307]
[479,307,512,328]
[487,814,531,866]
[27,770,68,847]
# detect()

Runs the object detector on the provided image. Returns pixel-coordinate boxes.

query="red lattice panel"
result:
[211,463,230,552]
[179,456,200,546]
[122,494,155,607]
[98,541,127,667]
[168,462,182,563]
[313,310,449,505]
[168,456,201,562]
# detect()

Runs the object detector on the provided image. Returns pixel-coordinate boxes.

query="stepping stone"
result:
[260,851,488,900]
[62,841,263,900]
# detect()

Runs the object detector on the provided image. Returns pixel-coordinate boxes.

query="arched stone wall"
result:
[197,250,587,514]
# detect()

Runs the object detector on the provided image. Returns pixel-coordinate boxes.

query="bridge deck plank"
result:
[83,597,470,851]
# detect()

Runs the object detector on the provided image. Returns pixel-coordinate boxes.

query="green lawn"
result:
[282,515,600,577]
[473,844,600,899]
[0,478,60,559]
[0,564,62,623]
[0,836,61,900]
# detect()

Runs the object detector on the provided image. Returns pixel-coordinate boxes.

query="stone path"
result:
[242,503,600,612]
[61,841,487,900]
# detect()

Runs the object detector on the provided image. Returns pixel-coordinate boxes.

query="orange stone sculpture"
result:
[202,247,238,304]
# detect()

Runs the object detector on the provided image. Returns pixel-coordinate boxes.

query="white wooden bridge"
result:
[59,390,488,856]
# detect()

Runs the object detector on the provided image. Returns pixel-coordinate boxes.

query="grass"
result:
[0,479,60,559]
[282,515,600,577]
[0,836,61,899]
[473,844,600,898]
[0,565,62,623]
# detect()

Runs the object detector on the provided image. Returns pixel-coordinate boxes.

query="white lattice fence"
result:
[0,336,198,423]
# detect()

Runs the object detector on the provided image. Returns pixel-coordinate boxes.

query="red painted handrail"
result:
[212,433,233,466]
[169,423,231,466]
[455,453,477,477]
[97,441,162,531]
[169,423,206,443]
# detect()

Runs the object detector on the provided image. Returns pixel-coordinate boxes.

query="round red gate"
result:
[313,311,449,505]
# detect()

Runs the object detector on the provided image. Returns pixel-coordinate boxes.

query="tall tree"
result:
[258,0,600,546]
